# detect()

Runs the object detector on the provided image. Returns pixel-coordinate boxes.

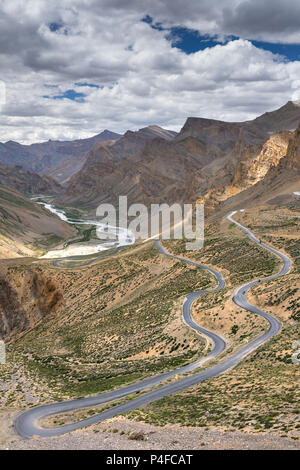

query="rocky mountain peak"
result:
[282,123,300,170]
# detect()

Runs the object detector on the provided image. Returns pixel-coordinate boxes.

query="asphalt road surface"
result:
[15,212,291,438]
[52,246,123,268]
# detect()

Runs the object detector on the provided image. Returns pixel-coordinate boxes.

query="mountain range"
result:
[216,119,300,215]
[0,163,61,195]
[61,101,300,213]
[0,129,121,184]
[0,100,300,258]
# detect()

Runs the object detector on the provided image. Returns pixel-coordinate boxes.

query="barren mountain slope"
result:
[0,163,62,195]
[0,185,75,258]
[249,100,300,133]
[63,136,213,208]
[61,102,300,212]
[177,100,300,144]
[192,130,292,212]
[212,123,300,217]
[0,130,121,180]
[44,139,119,185]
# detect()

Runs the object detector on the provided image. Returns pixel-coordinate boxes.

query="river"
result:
[32,198,135,259]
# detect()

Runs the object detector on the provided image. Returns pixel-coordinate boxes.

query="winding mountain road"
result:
[52,246,123,268]
[15,212,291,438]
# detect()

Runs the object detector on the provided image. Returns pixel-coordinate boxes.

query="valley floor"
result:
[1,202,300,449]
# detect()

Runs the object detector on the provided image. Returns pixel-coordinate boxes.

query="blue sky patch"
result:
[48,22,68,35]
[43,89,86,102]
[142,15,300,61]
[142,16,230,53]
[141,15,164,31]
[75,82,102,88]
[251,41,300,61]
[49,22,63,32]
[167,27,223,54]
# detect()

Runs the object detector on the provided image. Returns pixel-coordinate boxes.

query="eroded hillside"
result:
[0,270,63,341]
[0,186,76,258]
[60,101,300,213]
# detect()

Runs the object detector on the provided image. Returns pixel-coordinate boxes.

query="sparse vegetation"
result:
[126,209,300,438]
[1,207,299,441]
[1,243,213,404]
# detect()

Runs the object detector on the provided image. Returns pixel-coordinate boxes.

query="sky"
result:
[1,0,300,143]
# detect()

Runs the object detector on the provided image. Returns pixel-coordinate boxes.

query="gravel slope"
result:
[2,417,300,450]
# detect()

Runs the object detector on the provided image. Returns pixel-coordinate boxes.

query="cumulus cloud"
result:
[0,0,300,143]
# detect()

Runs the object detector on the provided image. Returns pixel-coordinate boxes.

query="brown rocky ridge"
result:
[61,101,300,213]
